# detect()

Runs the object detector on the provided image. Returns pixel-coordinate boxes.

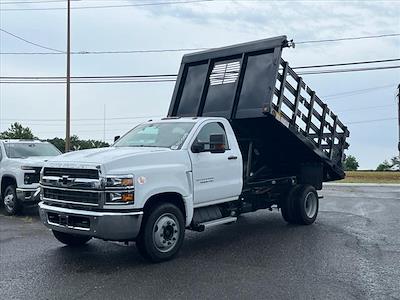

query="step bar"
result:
[191,216,237,232]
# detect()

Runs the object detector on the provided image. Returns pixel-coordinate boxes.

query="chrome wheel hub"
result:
[153,213,180,253]
[304,192,317,218]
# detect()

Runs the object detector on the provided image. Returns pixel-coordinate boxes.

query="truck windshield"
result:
[114,122,195,149]
[4,143,61,158]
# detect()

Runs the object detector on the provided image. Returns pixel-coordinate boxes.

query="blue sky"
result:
[0,0,399,169]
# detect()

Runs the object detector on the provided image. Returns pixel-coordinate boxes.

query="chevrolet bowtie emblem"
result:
[59,175,74,186]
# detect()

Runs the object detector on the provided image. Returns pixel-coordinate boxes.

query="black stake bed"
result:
[168,36,349,183]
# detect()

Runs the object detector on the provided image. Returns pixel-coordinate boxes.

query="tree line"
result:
[0,122,109,153]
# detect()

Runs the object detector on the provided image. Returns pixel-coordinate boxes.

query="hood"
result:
[47,147,171,165]
[12,156,56,167]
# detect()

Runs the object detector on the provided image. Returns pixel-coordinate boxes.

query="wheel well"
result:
[143,192,186,220]
[1,176,16,197]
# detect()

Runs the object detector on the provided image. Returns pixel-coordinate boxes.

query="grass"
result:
[338,171,400,184]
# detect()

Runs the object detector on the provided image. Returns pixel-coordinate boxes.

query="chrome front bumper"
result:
[16,188,41,203]
[38,202,143,241]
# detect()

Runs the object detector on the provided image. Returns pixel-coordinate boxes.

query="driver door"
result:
[189,121,242,206]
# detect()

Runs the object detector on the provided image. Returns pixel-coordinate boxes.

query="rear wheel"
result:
[281,184,319,225]
[3,185,21,216]
[295,185,319,225]
[52,230,92,246]
[136,203,185,263]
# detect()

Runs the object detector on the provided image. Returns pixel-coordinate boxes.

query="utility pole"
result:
[397,84,400,156]
[103,104,106,143]
[65,0,71,152]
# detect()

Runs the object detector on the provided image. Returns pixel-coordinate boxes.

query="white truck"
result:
[38,36,349,262]
[0,139,61,215]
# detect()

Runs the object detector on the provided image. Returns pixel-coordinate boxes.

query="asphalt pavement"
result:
[1,185,399,300]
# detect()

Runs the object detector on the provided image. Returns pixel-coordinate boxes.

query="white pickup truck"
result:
[38,36,349,262]
[0,139,61,215]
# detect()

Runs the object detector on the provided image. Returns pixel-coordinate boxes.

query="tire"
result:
[280,185,300,224]
[52,230,92,246]
[136,203,185,263]
[294,185,319,225]
[281,184,319,225]
[3,185,21,216]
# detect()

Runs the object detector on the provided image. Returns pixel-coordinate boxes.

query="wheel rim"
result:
[4,190,16,212]
[304,192,317,218]
[152,213,180,253]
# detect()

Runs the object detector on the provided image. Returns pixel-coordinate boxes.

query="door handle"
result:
[228,156,238,160]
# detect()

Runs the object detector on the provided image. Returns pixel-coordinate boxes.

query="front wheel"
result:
[52,230,92,246]
[3,185,21,216]
[136,203,185,263]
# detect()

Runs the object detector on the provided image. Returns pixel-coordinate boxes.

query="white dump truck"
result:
[38,36,349,262]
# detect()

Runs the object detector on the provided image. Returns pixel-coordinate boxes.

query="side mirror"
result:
[210,134,226,153]
[191,143,205,153]
[114,136,120,143]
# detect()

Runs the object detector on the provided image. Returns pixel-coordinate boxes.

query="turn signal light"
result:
[122,193,134,202]
[121,178,134,187]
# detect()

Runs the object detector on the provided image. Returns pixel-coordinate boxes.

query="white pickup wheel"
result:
[136,203,185,263]
[3,185,21,216]
[281,184,319,225]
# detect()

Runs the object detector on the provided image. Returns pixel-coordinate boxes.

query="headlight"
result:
[22,166,40,184]
[105,175,134,204]
[106,175,134,189]
[107,192,134,203]
[21,166,35,170]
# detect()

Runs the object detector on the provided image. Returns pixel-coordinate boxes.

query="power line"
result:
[3,117,396,131]
[322,84,397,99]
[292,58,400,70]
[347,117,397,124]
[296,33,400,44]
[0,28,64,53]
[336,104,396,113]
[298,65,400,75]
[1,64,399,84]
[0,114,164,121]
[0,0,83,4]
[3,104,395,124]
[0,48,210,55]
[0,0,217,10]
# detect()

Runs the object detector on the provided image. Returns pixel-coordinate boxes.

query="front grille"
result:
[43,188,100,205]
[43,168,99,179]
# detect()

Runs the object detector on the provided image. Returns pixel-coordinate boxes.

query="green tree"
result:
[0,122,37,140]
[344,155,359,171]
[47,135,109,153]
[376,156,400,171]
[376,160,392,171]
[390,156,400,171]
[46,137,65,152]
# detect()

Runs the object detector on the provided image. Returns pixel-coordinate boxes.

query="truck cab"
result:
[0,139,61,215]
[38,36,349,262]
